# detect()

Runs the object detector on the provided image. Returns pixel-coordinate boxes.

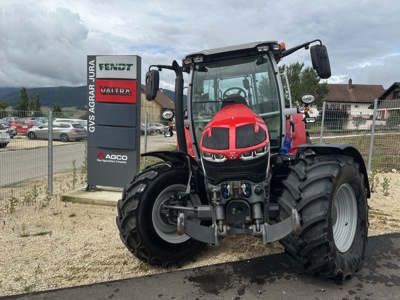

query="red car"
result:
[10,118,40,134]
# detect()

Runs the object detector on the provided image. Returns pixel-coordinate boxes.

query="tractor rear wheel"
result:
[116,161,206,267]
[278,155,368,280]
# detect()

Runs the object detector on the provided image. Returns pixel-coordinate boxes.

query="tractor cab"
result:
[145,40,331,159]
[183,42,283,157]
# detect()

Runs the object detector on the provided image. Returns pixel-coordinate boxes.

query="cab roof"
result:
[185,41,278,57]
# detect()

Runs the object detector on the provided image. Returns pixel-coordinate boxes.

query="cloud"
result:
[0,3,90,86]
[0,0,399,89]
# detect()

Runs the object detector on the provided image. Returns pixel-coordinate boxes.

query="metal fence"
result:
[0,110,85,207]
[308,100,400,172]
[1,103,400,211]
[0,111,172,209]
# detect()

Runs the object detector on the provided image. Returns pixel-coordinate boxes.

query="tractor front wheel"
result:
[116,161,206,267]
[278,155,368,280]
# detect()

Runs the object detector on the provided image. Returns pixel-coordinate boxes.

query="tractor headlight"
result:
[193,55,204,63]
[202,152,227,162]
[257,45,269,52]
[240,144,270,161]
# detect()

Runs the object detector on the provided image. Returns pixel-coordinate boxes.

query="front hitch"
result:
[177,208,301,245]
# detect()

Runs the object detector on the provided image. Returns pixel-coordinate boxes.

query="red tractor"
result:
[116,40,369,280]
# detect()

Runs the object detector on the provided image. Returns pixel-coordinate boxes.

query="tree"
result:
[14,87,29,116]
[386,111,400,127]
[0,101,8,118]
[352,115,367,130]
[278,62,329,107]
[80,111,88,120]
[52,104,64,118]
[28,92,42,115]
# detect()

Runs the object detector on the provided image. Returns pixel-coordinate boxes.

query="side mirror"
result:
[145,70,159,100]
[310,45,331,79]
[161,108,175,121]
[300,94,315,105]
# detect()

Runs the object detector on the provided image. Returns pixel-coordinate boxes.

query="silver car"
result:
[0,123,11,148]
[0,121,17,138]
[53,118,88,130]
[148,123,167,134]
[27,122,87,142]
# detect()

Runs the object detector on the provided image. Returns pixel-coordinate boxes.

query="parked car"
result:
[32,117,49,124]
[140,123,155,135]
[27,122,87,142]
[1,116,19,124]
[0,121,17,138]
[53,118,88,130]
[0,123,11,148]
[10,118,40,134]
[148,123,167,134]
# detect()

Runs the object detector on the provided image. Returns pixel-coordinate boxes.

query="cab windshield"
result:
[190,54,282,151]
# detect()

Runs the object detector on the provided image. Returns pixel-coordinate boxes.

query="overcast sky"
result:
[0,0,398,90]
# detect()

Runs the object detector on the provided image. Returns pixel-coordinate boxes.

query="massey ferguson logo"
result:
[99,86,132,96]
[97,151,128,164]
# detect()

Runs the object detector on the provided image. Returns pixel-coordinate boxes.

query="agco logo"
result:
[97,151,128,164]
[98,63,133,71]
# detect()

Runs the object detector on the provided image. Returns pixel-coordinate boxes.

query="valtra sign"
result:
[96,79,137,104]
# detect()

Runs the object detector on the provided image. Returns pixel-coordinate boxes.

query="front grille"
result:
[202,154,268,185]
[202,127,229,150]
[236,124,266,148]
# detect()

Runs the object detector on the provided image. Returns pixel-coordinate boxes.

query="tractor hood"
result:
[200,103,270,161]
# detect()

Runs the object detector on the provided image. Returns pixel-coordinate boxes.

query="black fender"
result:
[142,150,205,195]
[296,142,370,198]
[142,150,199,166]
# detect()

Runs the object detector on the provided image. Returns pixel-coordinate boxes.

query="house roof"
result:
[377,82,400,100]
[323,79,385,103]
[140,85,175,109]
[368,82,400,109]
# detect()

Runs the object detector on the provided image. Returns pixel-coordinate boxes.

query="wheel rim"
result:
[332,183,358,253]
[152,184,201,244]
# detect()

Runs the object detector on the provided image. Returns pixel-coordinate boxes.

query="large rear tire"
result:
[278,155,368,280]
[116,161,207,267]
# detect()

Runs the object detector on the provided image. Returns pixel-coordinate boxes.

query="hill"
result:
[0,86,87,108]
[0,86,183,109]
[161,89,187,108]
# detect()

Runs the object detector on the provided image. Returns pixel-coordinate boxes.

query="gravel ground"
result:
[0,170,399,297]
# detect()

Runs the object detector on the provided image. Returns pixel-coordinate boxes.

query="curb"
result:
[60,186,122,207]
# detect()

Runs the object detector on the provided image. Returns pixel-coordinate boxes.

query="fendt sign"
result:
[87,55,141,188]
[98,63,134,71]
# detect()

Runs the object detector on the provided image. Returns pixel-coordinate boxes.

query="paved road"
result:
[0,135,176,187]
[5,233,400,300]
[0,143,86,187]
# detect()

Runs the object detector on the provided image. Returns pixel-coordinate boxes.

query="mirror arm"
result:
[280,39,322,58]
[148,63,177,72]
[148,61,187,153]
